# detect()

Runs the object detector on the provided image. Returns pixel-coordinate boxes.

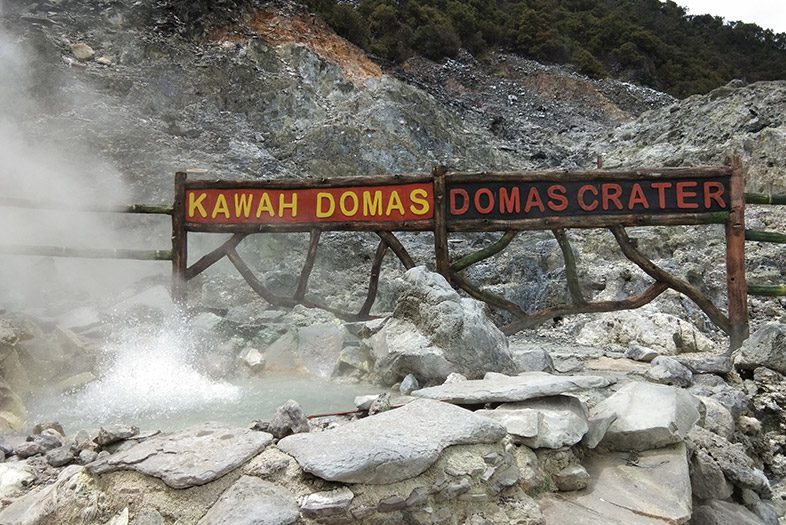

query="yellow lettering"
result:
[234,193,253,218]
[211,194,230,219]
[363,191,383,216]
[188,192,207,218]
[278,193,297,218]
[340,192,359,217]
[255,193,274,217]
[409,188,430,216]
[316,193,335,218]
[385,191,405,216]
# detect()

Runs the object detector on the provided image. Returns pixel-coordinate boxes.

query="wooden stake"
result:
[295,229,321,301]
[376,232,415,270]
[726,154,749,350]
[432,166,450,282]
[358,240,388,317]
[552,228,586,305]
[171,172,188,305]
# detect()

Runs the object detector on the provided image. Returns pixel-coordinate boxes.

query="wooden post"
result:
[172,172,188,305]
[432,165,451,282]
[294,229,321,301]
[726,155,749,350]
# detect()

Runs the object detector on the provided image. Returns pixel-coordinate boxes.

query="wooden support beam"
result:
[609,225,732,335]
[432,166,451,282]
[376,232,415,269]
[726,155,749,350]
[503,281,669,334]
[450,230,517,272]
[450,271,527,317]
[358,240,388,318]
[294,230,321,301]
[171,172,188,305]
[184,233,247,281]
[552,228,586,305]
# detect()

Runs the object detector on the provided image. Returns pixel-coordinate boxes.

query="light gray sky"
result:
[675,1,786,34]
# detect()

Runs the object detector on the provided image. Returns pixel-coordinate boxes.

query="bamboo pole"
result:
[294,230,321,301]
[450,230,517,272]
[432,166,451,282]
[747,284,786,297]
[610,225,732,335]
[172,172,188,305]
[745,230,786,244]
[552,228,586,305]
[0,245,172,260]
[745,193,786,205]
[0,197,173,215]
[725,155,749,350]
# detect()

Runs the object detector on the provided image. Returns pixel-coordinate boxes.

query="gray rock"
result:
[133,507,165,525]
[238,347,266,374]
[399,374,419,395]
[625,345,659,362]
[0,465,83,524]
[73,429,96,451]
[645,356,693,387]
[691,448,734,500]
[698,396,735,440]
[368,392,391,415]
[581,414,618,449]
[90,423,273,489]
[298,323,346,379]
[95,424,139,447]
[31,433,62,451]
[354,394,379,411]
[45,445,75,467]
[370,267,516,384]
[197,475,299,525]
[687,426,771,497]
[691,500,766,525]
[751,501,779,525]
[537,443,691,524]
[412,371,613,405]
[268,400,310,439]
[79,448,98,464]
[300,487,354,518]
[477,395,588,449]
[14,441,44,458]
[736,323,786,375]
[591,382,701,451]
[554,464,590,492]
[511,346,555,372]
[0,462,36,498]
[32,421,65,436]
[277,399,506,484]
[444,372,467,383]
[674,353,732,375]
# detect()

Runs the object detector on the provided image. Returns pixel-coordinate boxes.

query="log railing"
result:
[744,191,786,298]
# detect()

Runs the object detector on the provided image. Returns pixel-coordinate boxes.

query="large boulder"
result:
[369,267,515,384]
[691,499,767,525]
[277,399,506,484]
[591,381,701,451]
[736,323,786,375]
[197,475,299,525]
[577,310,715,354]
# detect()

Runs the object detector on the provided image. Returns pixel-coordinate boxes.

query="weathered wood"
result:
[747,284,786,297]
[596,155,604,169]
[0,197,173,215]
[171,172,188,304]
[0,245,172,260]
[745,192,786,205]
[726,155,749,350]
[376,232,415,269]
[503,281,669,334]
[358,240,388,317]
[184,233,247,281]
[552,228,586,305]
[450,272,527,317]
[444,166,732,184]
[745,229,786,244]
[294,230,321,301]
[185,220,435,234]
[225,246,367,321]
[446,212,730,232]
[610,225,732,335]
[450,230,517,272]
[432,166,451,281]
[184,173,432,190]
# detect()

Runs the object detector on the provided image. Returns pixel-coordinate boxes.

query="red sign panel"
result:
[185,183,433,225]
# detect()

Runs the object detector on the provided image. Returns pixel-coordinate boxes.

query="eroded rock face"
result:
[89,423,273,489]
[736,323,786,375]
[277,399,506,484]
[591,381,701,451]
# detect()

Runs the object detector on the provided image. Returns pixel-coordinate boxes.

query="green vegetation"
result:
[304,0,786,97]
